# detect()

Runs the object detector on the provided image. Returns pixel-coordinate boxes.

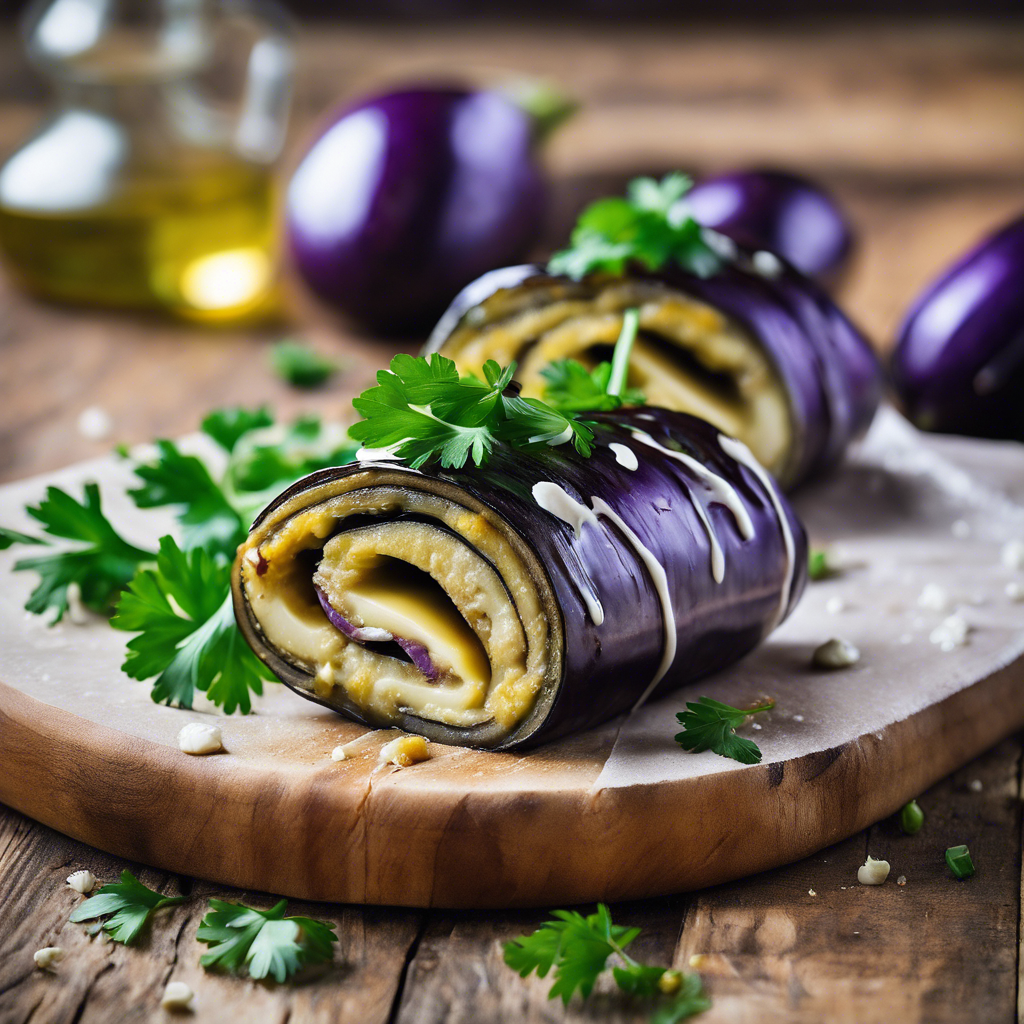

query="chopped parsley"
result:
[69,870,185,945]
[674,696,775,765]
[270,340,340,389]
[197,899,337,982]
[548,173,722,281]
[504,904,710,1020]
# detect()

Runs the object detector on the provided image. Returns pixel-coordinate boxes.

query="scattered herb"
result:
[808,548,842,581]
[197,899,337,982]
[349,353,594,469]
[674,696,775,765]
[69,870,185,945]
[504,904,709,1020]
[113,536,273,714]
[541,307,647,413]
[899,799,924,835]
[2,485,154,621]
[548,173,722,282]
[945,844,975,879]
[270,340,340,389]
[201,406,275,453]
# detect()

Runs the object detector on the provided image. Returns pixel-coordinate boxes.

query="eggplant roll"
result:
[424,261,881,489]
[232,408,807,750]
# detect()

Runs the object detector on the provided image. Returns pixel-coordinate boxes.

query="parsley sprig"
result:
[197,899,338,982]
[69,870,185,945]
[674,696,775,765]
[504,904,710,1020]
[270,339,340,389]
[541,307,647,412]
[0,485,154,621]
[548,173,722,281]
[349,353,594,469]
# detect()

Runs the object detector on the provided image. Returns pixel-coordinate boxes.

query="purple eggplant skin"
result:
[426,255,882,490]
[688,169,854,284]
[233,408,807,750]
[891,215,1024,440]
[285,86,547,335]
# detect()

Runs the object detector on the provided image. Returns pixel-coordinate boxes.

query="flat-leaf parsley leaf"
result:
[674,696,775,765]
[69,870,185,945]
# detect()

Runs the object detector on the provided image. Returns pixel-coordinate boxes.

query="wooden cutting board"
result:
[1,410,1022,909]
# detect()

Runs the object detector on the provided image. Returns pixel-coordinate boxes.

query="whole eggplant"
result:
[234,407,807,749]
[688,169,853,284]
[286,85,566,334]
[890,215,1024,440]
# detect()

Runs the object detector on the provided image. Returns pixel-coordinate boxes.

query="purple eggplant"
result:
[425,255,881,490]
[688,169,853,284]
[890,215,1024,440]
[286,85,570,334]
[233,407,807,749]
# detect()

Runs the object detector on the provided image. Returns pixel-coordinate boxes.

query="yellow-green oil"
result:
[0,158,278,322]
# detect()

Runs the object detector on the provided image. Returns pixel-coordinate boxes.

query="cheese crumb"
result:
[378,735,430,767]
[65,582,90,626]
[76,406,113,441]
[1001,539,1024,570]
[812,637,860,669]
[825,596,846,615]
[330,745,348,761]
[857,856,890,885]
[968,779,983,793]
[752,249,783,278]
[67,869,96,894]
[1006,581,1024,602]
[160,981,195,1011]
[34,947,65,969]
[929,614,970,651]
[177,722,223,755]
[808,889,817,896]
[917,582,949,612]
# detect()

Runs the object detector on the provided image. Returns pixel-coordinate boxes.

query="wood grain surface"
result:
[2,15,1024,1024]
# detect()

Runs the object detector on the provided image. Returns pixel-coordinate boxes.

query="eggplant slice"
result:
[233,409,808,750]
[425,260,882,489]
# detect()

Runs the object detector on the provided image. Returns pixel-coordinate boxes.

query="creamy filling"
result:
[240,486,549,731]
[441,281,793,480]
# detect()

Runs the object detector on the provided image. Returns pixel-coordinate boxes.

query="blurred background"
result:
[0,1,1022,478]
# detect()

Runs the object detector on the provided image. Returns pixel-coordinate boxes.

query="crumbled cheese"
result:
[825,596,846,615]
[160,981,195,1011]
[65,581,90,626]
[752,249,783,278]
[808,889,817,896]
[701,227,738,261]
[812,638,861,669]
[67,869,96,894]
[378,735,430,767]
[793,714,805,723]
[968,779,983,793]
[951,519,971,539]
[1000,539,1024,570]
[1006,581,1024,602]
[857,856,890,885]
[34,947,65,969]
[917,582,950,612]
[177,722,223,755]
[929,614,970,651]
[76,406,113,441]
[330,745,348,761]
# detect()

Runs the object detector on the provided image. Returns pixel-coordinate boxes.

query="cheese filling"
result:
[441,280,793,480]
[239,486,549,731]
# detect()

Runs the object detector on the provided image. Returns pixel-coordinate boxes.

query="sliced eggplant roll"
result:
[233,409,807,750]
[424,261,881,489]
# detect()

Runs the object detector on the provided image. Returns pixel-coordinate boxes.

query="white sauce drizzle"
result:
[719,434,795,629]
[608,443,638,471]
[590,497,676,710]
[355,441,407,462]
[530,482,605,625]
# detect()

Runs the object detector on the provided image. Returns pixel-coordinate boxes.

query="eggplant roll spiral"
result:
[425,260,881,489]
[233,409,808,750]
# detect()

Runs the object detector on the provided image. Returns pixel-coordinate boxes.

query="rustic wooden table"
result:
[1,17,1023,1024]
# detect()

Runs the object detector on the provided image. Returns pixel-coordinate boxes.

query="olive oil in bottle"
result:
[0,0,292,323]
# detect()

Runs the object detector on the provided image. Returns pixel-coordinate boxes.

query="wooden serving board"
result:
[1,410,1023,909]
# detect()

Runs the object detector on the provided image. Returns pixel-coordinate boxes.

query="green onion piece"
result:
[899,799,925,835]
[606,308,640,399]
[945,844,975,879]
